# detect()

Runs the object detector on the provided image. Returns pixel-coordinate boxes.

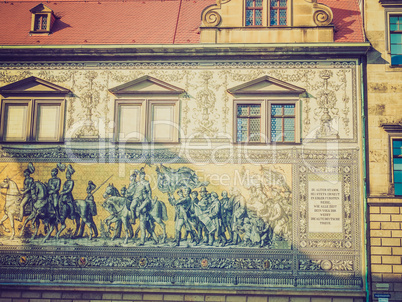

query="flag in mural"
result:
[155,164,209,194]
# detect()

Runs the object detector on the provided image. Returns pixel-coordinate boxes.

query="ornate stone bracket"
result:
[201,0,230,27]
[313,1,333,26]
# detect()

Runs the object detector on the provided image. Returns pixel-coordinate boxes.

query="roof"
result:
[0,0,364,46]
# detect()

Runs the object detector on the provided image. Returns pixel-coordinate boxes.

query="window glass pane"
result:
[256,0,262,7]
[237,118,248,142]
[36,105,60,141]
[284,117,294,130]
[270,10,277,25]
[284,131,294,142]
[270,0,277,6]
[391,23,398,31]
[255,9,262,25]
[279,9,287,25]
[152,105,175,141]
[119,105,141,141]
[250,105,261,116]
[394,170,402,181]
[246,10,253,26]
[249,118,261,142]
[246,0,253,7]
[391,54,402,65]
[395,183,402,196]
[391,33,402,44]
[390,16,398,24]
[279,0,286,7]
[237,105,249,116]
[394,158,402,170]
[394,140,402,147]
[4,104,28,141]
[271,104,282,116]
[284,104,295,115]
[391,44,402,55]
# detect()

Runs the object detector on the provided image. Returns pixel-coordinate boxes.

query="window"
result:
[237,104,262,142]
[245,0,263,26]
[393,139,402,195]
[115,99,179,143]
[234,100,299,143]
[271,104,295,142]
[34,14,48,31]
[390,15,402,65]
[0,99,65,142]
[270,0,287,26]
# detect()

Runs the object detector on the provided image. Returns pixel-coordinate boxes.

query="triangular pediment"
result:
[0,76,70,95]
[227,76,305,95]
[109,76,185,95]
[30,3,53,14]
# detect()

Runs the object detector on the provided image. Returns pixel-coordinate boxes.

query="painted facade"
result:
[0,0,369,300]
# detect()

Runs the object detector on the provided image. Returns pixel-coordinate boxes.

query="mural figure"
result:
[18,162,35,222]
[74,180,98,240]
[56,164,80,239]
[0,162,292,248]
[102,184,133,244]
[0,178,24,240]
[47,164,64,221]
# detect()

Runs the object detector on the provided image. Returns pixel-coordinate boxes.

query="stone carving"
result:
[201,0,230,27]
[193,72,219,138]
[312,2,333,26]
[315,70,339,138]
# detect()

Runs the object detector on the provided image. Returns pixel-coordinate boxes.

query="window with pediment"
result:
[0,77,69,142]
[110,76,184,143]
[228,76,304,144]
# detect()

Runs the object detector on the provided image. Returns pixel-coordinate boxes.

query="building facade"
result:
[366,0,402,301]
[0,0,369,301]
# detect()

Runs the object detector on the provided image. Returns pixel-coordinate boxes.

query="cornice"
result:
[0,43,371,61]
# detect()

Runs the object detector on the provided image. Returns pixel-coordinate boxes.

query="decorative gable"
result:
[228,76,305,95]
[29,3,57,35]
[109,76,185,96]
[0,76,70,96]
[200,0,334,43]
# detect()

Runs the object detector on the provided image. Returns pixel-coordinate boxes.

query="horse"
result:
[56,194,80,240]
[0,178,25,240]
[102,185,133,244]
[104,183,168,243]
[74,199,98,240]
[20,181,58,242]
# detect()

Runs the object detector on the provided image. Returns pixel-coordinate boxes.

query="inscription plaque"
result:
[308,179,343,233]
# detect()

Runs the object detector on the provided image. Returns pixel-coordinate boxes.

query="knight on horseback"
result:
[18,162,35,221]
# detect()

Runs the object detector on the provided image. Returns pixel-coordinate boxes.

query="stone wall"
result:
[0,288,366,302]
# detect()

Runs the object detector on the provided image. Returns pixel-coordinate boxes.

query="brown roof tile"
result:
[0,0,364,45]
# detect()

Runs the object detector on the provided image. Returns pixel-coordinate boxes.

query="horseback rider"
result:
[47,166,62,220]
[18,162,35,221]
[59,164,76,216]
[86,180,97,216]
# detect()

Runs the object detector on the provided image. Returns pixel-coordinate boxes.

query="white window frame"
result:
[233,98,300,144]
[0,98,65,142]
[114,98,179,143]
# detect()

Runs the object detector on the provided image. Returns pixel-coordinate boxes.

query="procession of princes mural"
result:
[0,162,293,249]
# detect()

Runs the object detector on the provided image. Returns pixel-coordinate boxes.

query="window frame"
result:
[269,0,288,27]
[385,9,402,66]
[391,137,402,196]
[245,0,264,27]
[0,98,65,143]
[114,98,180,144]
[233,98,300,144]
